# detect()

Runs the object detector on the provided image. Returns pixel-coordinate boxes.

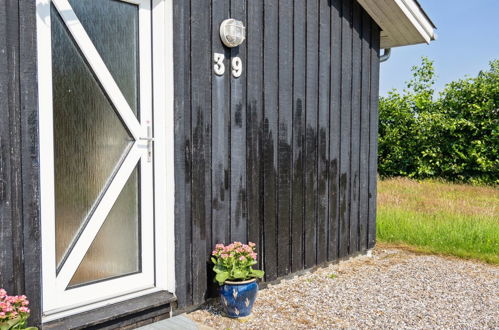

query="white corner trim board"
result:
[357,0,436,48]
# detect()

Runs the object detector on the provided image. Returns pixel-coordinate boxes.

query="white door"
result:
[37,0,174,317]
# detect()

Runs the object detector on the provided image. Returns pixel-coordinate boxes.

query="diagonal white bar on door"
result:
[51,0,143,140]
[56,145,143,290]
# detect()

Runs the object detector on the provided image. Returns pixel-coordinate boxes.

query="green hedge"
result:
[379,57,499,185]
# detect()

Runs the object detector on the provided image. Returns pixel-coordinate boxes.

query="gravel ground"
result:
[187,247,499,329]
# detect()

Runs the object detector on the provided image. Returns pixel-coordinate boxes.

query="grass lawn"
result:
[377,178,499,264]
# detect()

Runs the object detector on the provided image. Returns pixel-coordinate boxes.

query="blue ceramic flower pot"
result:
[219,278,258,318]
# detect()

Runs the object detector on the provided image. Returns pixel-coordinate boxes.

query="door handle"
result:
[139,124,154,162]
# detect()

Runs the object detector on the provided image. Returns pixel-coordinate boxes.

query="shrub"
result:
[379,57,499,185]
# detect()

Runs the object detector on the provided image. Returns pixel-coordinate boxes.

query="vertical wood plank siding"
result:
[338,0,353,258]
[349,1,362,254]
[328,0,343,261]
[359,10,372,250]
[211,0,230,266]
[291,0,306,273]
[262,0,279,282]
[304,0,319,270]
[230,0,247,243]
[190,0,212,306]
[173,0,193,307]
[277,0,293,278]
[173,0,380,308]
[317,0,331,265]
[246,0,264,271]
[0,0,41,325]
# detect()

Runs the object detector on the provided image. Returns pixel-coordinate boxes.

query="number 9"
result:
[232,57,242,78]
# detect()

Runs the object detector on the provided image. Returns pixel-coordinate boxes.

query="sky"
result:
[379,0,499,96]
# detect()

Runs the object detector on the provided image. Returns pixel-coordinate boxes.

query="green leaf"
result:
[250,269,265,278]
[215,271,229,285]
[0,317,27,330]
[213,264,227,274]
[232,269,248,279]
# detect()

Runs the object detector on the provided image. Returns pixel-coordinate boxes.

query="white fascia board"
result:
[358,0,436,48]
[396,0,436,44]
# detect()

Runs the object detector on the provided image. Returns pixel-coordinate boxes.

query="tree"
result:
[378,57,498,185]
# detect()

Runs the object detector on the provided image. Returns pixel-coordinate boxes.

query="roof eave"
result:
[357,0,437,49]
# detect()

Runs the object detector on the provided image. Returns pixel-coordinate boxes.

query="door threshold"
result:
[43,290,176,329]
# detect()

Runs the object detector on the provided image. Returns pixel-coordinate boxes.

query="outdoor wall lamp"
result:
[220,19,245,48]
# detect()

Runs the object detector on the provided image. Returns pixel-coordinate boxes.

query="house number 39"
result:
[213,53,242,78]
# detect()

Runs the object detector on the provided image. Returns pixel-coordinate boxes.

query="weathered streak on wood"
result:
[190,0,212,306]
[0,0,41,326]
[339,0,353,258]
[328,0,342,262]
[211,0,230,248]
[173,0,193,308]
[19,0,41,325]
[277,0,293,277]
[262,0,279,282]
[230,0,248,243]
[0,0,19,294]
[359,10,372,251]
[368,21,380,249]
[349,1,362,254]
[304,0,318,269]
[207,0,230,299]
[246,0,264,270]
[317,0,331,265]
[291,0,306,273]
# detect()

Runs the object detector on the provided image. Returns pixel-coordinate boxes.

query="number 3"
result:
[232,57,242,78]
[213,53,225,76]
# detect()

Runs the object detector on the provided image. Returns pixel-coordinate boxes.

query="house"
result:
[0,0,435,328]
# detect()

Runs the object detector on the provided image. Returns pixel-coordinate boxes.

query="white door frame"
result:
[36,0,175,321]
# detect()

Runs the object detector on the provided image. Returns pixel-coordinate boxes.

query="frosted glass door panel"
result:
[51,6,134,267]
[68,0,140,116]
[69,166,140,286]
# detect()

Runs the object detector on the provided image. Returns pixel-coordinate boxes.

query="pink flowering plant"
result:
[0,289,36,330]
[211,242,264,285]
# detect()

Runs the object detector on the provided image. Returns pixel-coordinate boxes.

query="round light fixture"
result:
[220,19,246,48]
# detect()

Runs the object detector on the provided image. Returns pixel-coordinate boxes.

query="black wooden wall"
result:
[173,0,381,308]
[0,0,42,325]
